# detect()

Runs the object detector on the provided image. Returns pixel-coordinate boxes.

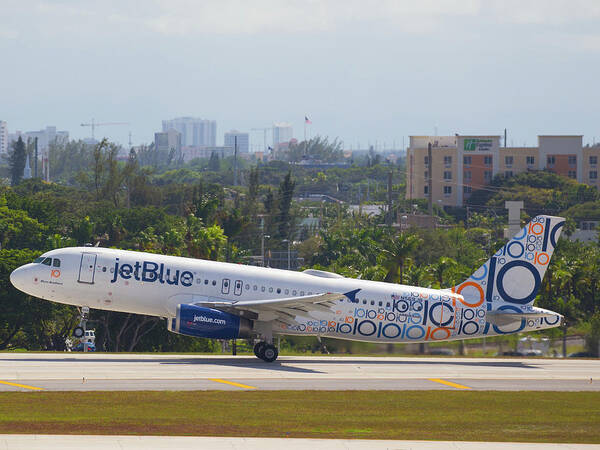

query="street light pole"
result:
[262,234,270,267]
[400,215,407,235]
[282,239,291,270]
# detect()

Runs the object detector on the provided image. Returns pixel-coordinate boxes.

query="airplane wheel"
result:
[73,326,84,338]
[254,342,266,359]
[261,344,278,363]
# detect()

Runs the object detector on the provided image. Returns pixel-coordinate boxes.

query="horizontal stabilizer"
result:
[487,307,563,326]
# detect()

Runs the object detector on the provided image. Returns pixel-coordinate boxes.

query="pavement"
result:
[0,436,598,449]
[0,353,599,391]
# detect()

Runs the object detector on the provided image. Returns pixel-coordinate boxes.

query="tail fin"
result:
[453,215,565,307]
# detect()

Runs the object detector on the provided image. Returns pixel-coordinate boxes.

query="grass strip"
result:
[0,391,598,443]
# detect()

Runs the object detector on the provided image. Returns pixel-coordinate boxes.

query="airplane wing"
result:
[185,290,359,326]
[232,292,344,309]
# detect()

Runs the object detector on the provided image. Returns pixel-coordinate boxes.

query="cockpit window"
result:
[42,258,52,266]
[33,257,44,263]
[52,259,61,268]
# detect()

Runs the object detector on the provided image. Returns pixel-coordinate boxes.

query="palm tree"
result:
[431,256,458,289]
[380,233,423,284]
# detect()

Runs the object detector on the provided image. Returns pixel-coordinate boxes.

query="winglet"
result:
[344,289,361,303]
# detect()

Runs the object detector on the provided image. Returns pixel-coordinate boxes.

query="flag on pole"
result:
[304,115,312,124]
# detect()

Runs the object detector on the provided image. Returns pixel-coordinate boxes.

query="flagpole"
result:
[304,117,306,142]
[304,115,307,156]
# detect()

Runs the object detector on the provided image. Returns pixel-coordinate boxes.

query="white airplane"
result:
[10,215,564,362]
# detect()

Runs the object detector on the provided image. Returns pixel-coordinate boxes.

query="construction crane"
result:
[251,127,272,153]
[81,119,130,141]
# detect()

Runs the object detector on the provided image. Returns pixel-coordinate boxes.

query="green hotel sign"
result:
[464,138,493,152]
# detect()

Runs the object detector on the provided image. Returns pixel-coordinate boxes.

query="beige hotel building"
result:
[406,135,600,207]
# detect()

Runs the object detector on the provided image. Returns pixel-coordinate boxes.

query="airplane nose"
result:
[10,266,27,291]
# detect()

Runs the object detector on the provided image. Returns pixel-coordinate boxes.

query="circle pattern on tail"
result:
[454,216,564,307]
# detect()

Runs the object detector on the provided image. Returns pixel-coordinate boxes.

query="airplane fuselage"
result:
[11,247,561,345]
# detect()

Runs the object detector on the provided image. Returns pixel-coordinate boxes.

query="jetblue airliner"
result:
[10,215,564,362]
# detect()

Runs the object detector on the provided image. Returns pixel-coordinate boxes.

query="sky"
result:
[1,0,600,150]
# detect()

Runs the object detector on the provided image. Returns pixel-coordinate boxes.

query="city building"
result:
[273,122,293,149]
[154,129,182,156]
[8,126,69,155]
[162,117,216,147]
[224,130,249,154]
[0,121,7,154]
[182,146,234,161]
[406,134,600,207]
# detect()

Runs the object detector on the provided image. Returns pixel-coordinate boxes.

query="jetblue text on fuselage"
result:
[111,258,194,287]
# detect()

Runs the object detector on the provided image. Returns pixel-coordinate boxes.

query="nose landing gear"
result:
[73,306,90,350]
[253,341,278,362]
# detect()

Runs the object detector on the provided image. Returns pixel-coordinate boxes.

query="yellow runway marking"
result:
[209,378,257,389]
[0,380,44,391]
[428,378,471,390]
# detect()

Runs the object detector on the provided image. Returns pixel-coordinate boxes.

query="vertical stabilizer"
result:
[453,215,565,308]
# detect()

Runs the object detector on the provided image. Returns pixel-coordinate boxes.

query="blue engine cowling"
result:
[169,304,253,339]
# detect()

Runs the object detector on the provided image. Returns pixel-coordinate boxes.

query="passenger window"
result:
[102,267,107,272]
[261,286,265,292]
[378,301,382,307]
[42,258,52,266]
[245,284,250,290]
[363,300,367,304]
[292,290,297,295]
[253,285,257,291]
[370,300,375,305]
[269,287,273,293]
[277,288,281,294]
[204,279,209,285]
[285,289,289,295]
[212,280,216,286]
[386,302,390,307]
[300,291,304,296]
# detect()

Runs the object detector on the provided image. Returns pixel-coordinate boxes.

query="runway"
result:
[0,353,599,392]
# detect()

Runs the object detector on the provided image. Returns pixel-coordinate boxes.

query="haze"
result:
[2,0,599,148]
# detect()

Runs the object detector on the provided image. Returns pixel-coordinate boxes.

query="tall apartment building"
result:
[162,117,216,147]
[224,130,249,153]
[406,134,599,207]
[273,122,293,149]
[154,129,182,155]
[0,121,7,154]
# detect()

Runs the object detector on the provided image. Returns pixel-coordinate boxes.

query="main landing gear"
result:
[253,341,278,362]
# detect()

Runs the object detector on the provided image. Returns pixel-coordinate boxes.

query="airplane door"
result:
[78,253,97,284]
[234,280,243,296]
[221,278,230,295]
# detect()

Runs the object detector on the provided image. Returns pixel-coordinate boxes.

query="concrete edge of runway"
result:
[1,435,599,450]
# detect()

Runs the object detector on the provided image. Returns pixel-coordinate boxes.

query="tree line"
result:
[0,137,598,355]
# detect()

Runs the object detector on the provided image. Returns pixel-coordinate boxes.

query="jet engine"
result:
[168,304,253,339]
